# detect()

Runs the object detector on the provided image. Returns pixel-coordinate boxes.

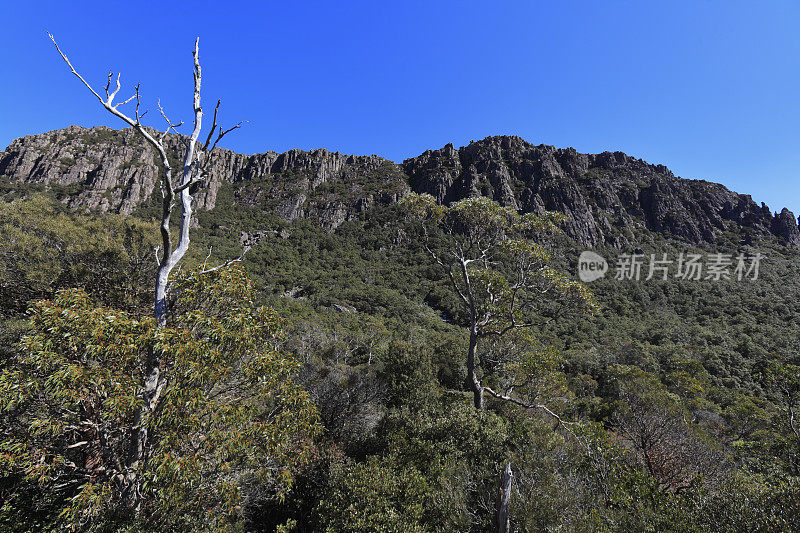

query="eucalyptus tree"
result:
[36,35,260,518]
[401,193,597,411]
[402,192,597,532]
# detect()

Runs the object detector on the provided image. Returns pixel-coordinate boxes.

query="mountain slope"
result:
[2,126,799,531]
[1,126,798,248]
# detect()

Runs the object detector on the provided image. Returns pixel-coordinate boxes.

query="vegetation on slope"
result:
[0,188,798,531]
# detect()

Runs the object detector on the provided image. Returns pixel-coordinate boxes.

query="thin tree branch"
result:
[157,99,184,141]
[483,386,589,452]
[195,246,250,276]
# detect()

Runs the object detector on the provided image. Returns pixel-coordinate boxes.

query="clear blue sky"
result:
[2,1,799,215]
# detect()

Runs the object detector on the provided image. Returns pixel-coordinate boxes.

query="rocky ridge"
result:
[0,126,408,229]
[403,136,792,247]
[0,126,797,247]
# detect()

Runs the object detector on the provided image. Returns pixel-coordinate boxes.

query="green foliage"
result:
[313,456,432,532]
[378,341,438,408]
[184,195,800,530]
[1,176,799,530]
[373,401,515,532]
[0,265,319,531]
[0,195,157,315]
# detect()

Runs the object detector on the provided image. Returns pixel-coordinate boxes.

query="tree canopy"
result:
[401,193,597,409]
[0,265,319,531]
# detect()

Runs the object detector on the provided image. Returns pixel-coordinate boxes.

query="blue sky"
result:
[2,1,799,215]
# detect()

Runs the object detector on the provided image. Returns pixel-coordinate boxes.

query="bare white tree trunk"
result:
[497,462,513,533]
[49,34,243,513]
[153,40,204,325]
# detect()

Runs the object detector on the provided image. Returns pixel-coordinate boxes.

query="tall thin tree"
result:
[48,34,244,510]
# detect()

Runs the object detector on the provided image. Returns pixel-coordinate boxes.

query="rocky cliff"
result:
[1,126,797,247]
[403,135,792,247]
[0,125,409,229]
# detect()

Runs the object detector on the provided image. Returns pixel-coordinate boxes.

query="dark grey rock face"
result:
[0,127,796,246]
[0,126,409,229]
[0,126,165,214]
[772,208,800,246]
[402,135,787,247]
[231,148,408,227]
[0,125,248,215]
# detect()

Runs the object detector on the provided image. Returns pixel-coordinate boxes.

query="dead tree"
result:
[496,462,513,533]
[48,34,243,511]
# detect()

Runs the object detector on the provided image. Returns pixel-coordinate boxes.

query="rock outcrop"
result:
[0,127,796,246]
[403,136,784,247]
[0,125,408,229]
[772,208,800,246]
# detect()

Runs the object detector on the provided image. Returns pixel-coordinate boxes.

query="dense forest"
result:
[0,128,799,532]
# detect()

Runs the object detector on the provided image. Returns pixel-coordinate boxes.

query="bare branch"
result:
[195,246,250,277]
[157,99,184,141]
[202,246,213,271]
[216,120,246,142]
[172,176,199,194]
[110,72,122,103]
[202,99,221,151]
[134,84,143,122]
[483,386,589,452]
[48,32,105,104]
[201,99,246,154]
[116,93,138,108]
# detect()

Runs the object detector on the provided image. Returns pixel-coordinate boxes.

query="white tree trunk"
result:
[497,462,513,533]
[49,34,242,514]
